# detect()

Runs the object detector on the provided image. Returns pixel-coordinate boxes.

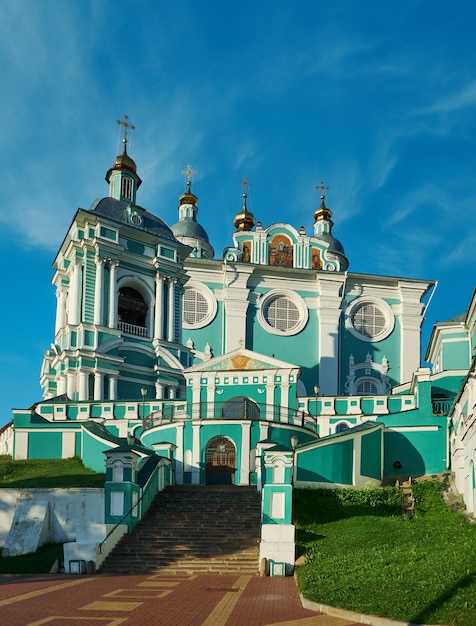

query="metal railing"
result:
[432,399,454,415]
[142,401,316,432]
[118,321,149,337]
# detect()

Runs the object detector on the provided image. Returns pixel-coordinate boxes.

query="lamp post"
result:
[141,387,147,431]
[313,384,320,424]
[290,435,299,485]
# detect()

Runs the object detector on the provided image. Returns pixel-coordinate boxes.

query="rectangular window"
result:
[110,491,124,516]
[160,246,175,260]
[100,226,117,241]
[270,492,285,519]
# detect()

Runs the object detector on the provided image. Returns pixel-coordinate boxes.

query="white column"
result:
[317,276,344,395]
[191,379,201,420]
[154,274,164,340]
[174,422,184,485]
[94,256,104,325]
[108,261,118,328]
[68,261,81,326]
[280,380,290,422]
[240,422,251,485]
[155,382,165,399]
[78,372,88,401]
[55,287,67,334]
[66,373,75,399]
[266,382,275,421]
[206,383,215,418]
[223,265,253,351]
[192,422,201,484]
[167,279,175,342]
[398,283,428,383]
[109,376,117,400]
[94,373,103,401]
[57,375,67,396]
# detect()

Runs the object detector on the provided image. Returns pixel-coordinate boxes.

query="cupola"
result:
[171,165,214,259]
[105,116,142,204]
[233,177,256,232]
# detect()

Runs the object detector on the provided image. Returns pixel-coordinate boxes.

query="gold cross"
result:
[117,115,135,146]
[238,177,252,195]
[181,164,198,187]
[316,181,329,199]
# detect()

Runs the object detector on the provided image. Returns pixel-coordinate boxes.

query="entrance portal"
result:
[205,436,236,485]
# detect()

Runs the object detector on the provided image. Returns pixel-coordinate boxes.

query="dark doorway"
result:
[205,436,236,485]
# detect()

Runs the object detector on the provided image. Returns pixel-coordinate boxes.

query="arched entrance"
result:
[205,436,236,485]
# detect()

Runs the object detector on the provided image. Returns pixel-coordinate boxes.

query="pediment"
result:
[186,347,299,373]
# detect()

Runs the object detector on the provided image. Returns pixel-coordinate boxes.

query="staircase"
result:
[100,485,262,575]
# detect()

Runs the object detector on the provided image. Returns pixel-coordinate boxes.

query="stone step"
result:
[100,485,261,575]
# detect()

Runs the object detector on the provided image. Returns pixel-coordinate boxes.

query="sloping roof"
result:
[88,197,177,241]
[186,347,299,373]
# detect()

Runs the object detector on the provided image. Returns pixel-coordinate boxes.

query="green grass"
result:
[294,482,476,626]
[0,455,105,488]
[0,543,63,575]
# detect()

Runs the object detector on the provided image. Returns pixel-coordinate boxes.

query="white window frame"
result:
[182,283,217,329]
[345,297,394,342]
[257,290,308,336]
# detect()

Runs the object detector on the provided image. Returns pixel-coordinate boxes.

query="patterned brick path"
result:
[0,573,363,625]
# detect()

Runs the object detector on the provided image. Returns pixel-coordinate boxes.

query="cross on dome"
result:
[316,181,329,201]
[238,177,252,196]
[117,115,135,149]
[181,164,198,192]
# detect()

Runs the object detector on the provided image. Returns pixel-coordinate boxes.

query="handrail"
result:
[98,457,171,554]
[142,402,316,433]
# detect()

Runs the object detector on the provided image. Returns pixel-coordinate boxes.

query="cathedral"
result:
[8,121,476,515]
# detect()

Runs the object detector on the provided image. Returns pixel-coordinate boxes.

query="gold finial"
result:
[181,164,198,192]
[316,181,329,202]
[117,115,135,151]
[234,177,256,231]
[314,181,333,223]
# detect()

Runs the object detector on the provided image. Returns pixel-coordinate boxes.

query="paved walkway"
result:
[0,572,370,626]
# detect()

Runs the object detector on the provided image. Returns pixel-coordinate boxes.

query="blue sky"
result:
[1,0,476,427]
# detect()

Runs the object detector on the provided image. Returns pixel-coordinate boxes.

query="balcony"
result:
[432,399,454,416]
[118,321,149,338]
[142,402,316,433]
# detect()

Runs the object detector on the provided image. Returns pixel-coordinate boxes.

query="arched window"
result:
[88,374,94,401]
[205,436,236,485]
[335,422,350,433]
[357,379,379,395]
[118,286,147,328]
[221,397,260,419]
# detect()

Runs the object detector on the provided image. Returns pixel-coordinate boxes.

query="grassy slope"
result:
[294,482,476,626]
[0,455,105,488]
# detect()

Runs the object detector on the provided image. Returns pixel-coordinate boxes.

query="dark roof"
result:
[315,231,346,255]
[440,311,467,324]
[171,218,211,243]
[88,197,176,241]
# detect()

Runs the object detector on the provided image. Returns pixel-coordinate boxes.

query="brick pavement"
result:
[0,573,365,626]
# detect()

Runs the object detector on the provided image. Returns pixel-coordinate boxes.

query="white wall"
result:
[0,488,104,545]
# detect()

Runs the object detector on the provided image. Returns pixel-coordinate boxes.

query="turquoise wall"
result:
[383,426,446,476]
[296,440,353,484]
[360,430,382,479]
[27,431,62,459]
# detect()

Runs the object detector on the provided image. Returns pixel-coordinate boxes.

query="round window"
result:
[258,290,308,336]
[346,298,394,342]
[182,285,217,329]
[183,289,208,325]
[264,296,300,332]
[351,303,386,338]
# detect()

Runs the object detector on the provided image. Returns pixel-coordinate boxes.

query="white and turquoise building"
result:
[8,133,474,505]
